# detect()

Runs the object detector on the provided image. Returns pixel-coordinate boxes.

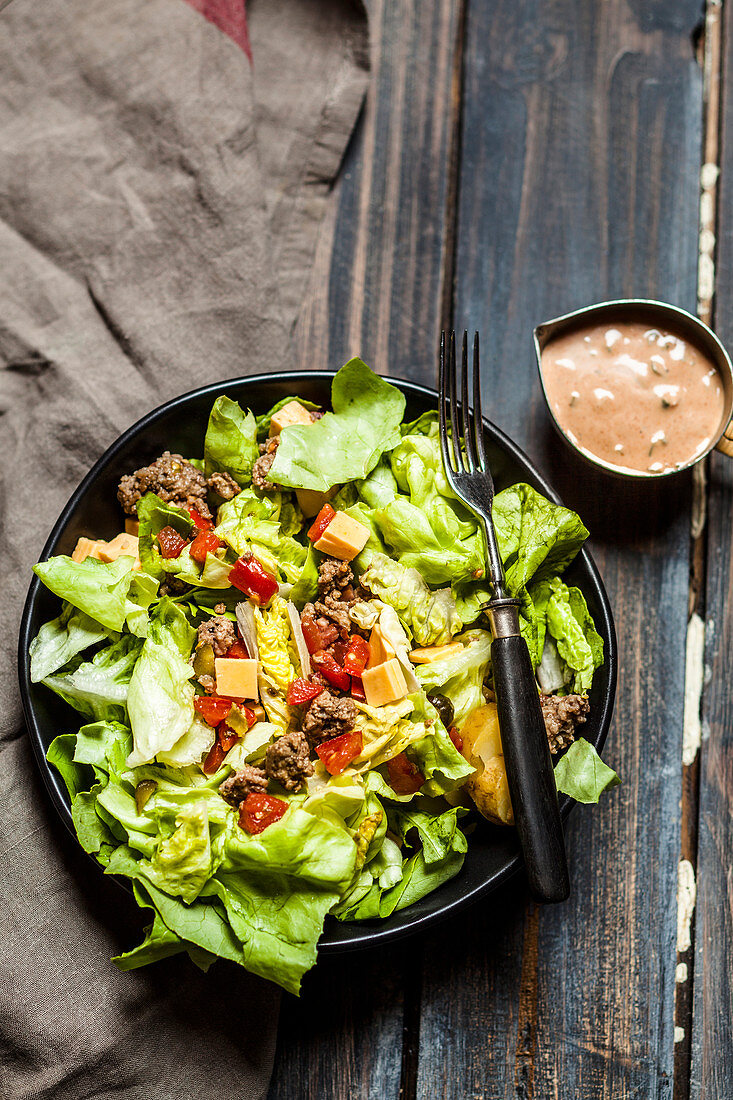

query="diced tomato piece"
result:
[217,722,239,752]
[343,636,371,676]
[315,731,363,775]
[157,525,188,559]
[286,677,324,706]
[307,504,336,542]
[228,554,279,605]
[227,640,249,659]
[238,792,288,834]
[350,676,366,702]
[189,508,214,531]
[311,650,351,692]
[387,753,424,795]
[202,739,226,775]
[448,726,463,752]
[193,695,233,727]
[189,529,222,564]
[300,614,325,654]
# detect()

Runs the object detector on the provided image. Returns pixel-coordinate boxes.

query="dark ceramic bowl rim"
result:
[18,370,617,954]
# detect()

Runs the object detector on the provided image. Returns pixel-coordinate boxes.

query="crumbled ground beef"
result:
[309,409,324,421]
[252,438,279,492]
[117,451,211,518]
[264,730,314,792]
[301,602,340,648]
[302,689,357,746]
[314,593,352,637]
[318,558,353,593]
[196,615,238,657]
[219,765,268,807]
[159,575,191,598]
[197,674,215,694]
[541,693,590,754]
[207,471,241,501]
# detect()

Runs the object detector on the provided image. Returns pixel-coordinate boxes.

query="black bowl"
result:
[18,372,617,953]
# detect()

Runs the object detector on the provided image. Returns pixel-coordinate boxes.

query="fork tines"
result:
[439,329,487,481]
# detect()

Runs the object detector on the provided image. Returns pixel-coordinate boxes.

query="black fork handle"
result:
[490,616,570,903]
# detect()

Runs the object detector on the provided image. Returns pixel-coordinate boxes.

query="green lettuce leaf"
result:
[492,483,589,595]
[125,571,160,637]
[255,396,319,440]
[41,635,142,722]
[359,553,461,646]
[33,555,136,632]
[269,359,406,491]
[29,603,113,683]
[554,739,620,803]
[413,629,492,727]
[204,395,259,487]
[127,599,196,767]
[543,578,604,693]
[389,798,468,865]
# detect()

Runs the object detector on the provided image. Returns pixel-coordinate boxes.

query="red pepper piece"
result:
[227,640,249,659]
[315,730,363,775]
[343,636,371,676]
[228,554,279,605]
[300,614,325,654]
[189,508,214,531]
[193,695,233,727]
[217,722,239,752]
[307,504,336,542]
[202,739,226,775]
[350,676,366,702]
[387,753,424,795]
[286,677,324,706]
[448,726,463,752]
[157,525,188,559]
[238,792,288,834]
[311,650,351,692]
[189,529,222,564]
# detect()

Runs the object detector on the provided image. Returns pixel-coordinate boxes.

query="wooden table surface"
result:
[267,2,733,1096]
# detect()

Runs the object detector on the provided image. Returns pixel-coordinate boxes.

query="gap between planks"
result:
[674,2,723,1097]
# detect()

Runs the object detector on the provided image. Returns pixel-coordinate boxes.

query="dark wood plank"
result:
[268,3,461,1096]
[690,0,733,1090]
[417,1,704,1097]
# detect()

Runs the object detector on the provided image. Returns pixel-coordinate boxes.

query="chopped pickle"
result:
[226,704,253,738]
[193,642,215,679]
[135,780,158,815]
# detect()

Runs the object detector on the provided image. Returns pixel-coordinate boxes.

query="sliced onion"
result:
[235,601,259,661]
[287,601,311,676]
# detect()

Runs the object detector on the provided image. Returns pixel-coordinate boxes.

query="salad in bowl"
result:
[28,359,618,993]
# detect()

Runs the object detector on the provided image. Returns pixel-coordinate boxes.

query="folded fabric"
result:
[0,1,368,1096]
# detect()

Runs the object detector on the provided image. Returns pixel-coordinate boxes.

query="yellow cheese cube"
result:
[269,400,314,437]
[214,658,260,700]
[295,486,336,518]
[367,624,397,668]
[125,518,140,536]
[313,511,370,561]
[409,643,464,664]
[96,532,141,571]
[71,537,104,563]
[361,657,409,708]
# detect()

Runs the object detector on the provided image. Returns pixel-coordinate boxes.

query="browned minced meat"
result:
[252,438,280,492]
[309,409,324,422]
[318,558,353,594]
[540,693,590,754]
[196,615,238,657]
[207,471,241,501]
[219,765,268,808]
[314,593,352,637]
[117,451,211,518]
[197,673,216,695]
[159,575,191,598]
[302,689,357,746]
[301,602,339,649]
[264,730,314,792]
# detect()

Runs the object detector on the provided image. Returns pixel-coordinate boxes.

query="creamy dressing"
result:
[540,319,726,473]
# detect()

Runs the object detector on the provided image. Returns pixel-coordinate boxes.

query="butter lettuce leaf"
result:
[413,629,492,727]
[33,555,136,632]
[554,739,620,803]
[137,493,195,581]
[41,635,142,722]
[270,359,406,491]
[204,395,258,487]
[359,553,462,646]
[29,602,113,683]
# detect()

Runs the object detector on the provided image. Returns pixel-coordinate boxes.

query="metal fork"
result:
[439,330,569,903]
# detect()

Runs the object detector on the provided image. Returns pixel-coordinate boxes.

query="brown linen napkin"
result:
[0,1,368,1096]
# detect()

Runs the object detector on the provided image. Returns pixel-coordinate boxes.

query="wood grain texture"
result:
[690,0,733,1090]
[416,1,704,1097]
[267,3,460,1096]
[295,0,461,382]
